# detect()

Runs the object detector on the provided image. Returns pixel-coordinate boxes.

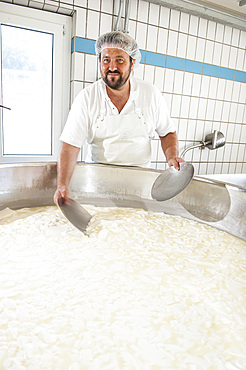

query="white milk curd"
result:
[0,205,246,370]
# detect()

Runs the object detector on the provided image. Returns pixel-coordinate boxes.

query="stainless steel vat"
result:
[0,163,245,241]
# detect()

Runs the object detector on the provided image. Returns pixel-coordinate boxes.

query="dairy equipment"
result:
[0,163,245,240]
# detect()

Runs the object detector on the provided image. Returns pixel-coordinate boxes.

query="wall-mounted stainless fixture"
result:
[114,0,131,33]
[180,130,225,158]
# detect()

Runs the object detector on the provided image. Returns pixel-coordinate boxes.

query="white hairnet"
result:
[95,31,141,68]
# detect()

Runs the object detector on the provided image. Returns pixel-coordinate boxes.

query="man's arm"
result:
[54,142,80,205]
[159,132,184,170]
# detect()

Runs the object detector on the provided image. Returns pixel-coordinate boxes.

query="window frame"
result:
[0,3,71,163]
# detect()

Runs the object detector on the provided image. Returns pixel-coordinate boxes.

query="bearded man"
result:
[54,31,183,205]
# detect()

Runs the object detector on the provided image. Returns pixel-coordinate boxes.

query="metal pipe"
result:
[114,0,124,31]
[180,130,225,159]
[124,0,130,32]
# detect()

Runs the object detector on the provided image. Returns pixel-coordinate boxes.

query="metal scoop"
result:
[151,162,194,201]
[58,197,92,234]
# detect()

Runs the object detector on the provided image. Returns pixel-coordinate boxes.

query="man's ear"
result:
[131,59,135,71]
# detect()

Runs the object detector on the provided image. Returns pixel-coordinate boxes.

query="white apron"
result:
[90,99,153,167]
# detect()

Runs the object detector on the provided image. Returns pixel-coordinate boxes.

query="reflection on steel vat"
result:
[0,163,245,240]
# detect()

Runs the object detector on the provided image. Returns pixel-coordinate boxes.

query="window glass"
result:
[1,25,53,155]
[0,3,71,163]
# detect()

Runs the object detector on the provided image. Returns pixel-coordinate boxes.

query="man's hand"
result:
[54,185,70,206]
[167,156,185,171]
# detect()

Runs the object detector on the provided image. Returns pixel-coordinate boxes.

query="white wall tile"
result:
[237,144,245,162]
[100,13,112,35]
[239,30,246,48]
[167,30,178,56]
[239,83,246,104]
[191,74,201,97]
[179,12,189,33]
[187,120,196,140]
[189,15,199,36]
[159,6,170,29]
[177,33,188,59]
[169,9,180,31]
[183,72,193,95]
[214,100,223,121]
[164,69,175,93]
[200,76,210,98]
[229,103,237,123]
[235,104,244,124]
[231,28,240,47]
[221,44,230,68]
[178,119,188,140]
[138,0,149,23]
[74,0,87,7]
[197,98,207,120]
[241,125,246,142]
[157,28,168,54]
[198,18,207,38]
[213,42,222,65]
[194,120,204,140]
[128,20,137,39]
[171,94,181,117]
[73,52,85,81]
[223,25,232,44]
[133,63,144,80]
[87,10,100,39]
[173,70,184,94]
[151,139,159,163]
[195,37,205,62]
[221,102,230,123]
[154,67,165,92]
[233,124,242,142]
[189,97,199,119]
[128,0,138,20]
[205,99,215,121]
[228,47,237,69]
[216,78,226,100]
[84,54,97,82]
[149,3,159,25]
[232,81,240,103]
[215,23,224,43]
[143,64,155,84]
[224,80,233,102]
[75,8,86,37]
[180,96,190,118]
[207,20,216,40]
[236,48,244,71]
[88,0,100,11]
[186,35,197,60]
[204,40,214,64]
[208,77,218,100]
[135,22,147,49]
[222,162,230,174]
[101,0,113,13]
[162,94,171,111]
[147,25,158,52]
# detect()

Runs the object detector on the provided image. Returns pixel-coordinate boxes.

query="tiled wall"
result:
[2,0,246,174]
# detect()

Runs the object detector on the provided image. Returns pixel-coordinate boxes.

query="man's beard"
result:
[102,66,131,90]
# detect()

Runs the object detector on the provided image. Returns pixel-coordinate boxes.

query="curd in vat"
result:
[0,206,246,369]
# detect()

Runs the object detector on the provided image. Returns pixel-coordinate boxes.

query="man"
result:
[54,31,183,205]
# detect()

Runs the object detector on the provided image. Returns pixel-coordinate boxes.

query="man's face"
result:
[100,48,134,90]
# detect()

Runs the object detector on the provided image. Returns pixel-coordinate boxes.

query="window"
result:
[0,3,71,163]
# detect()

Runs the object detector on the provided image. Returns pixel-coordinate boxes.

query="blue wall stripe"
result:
[72,36,246,83]
[185,59,203,74]
[145,51,166,68]
[235,70,246,83]
[203,63,219,78]
[219,67,235,80]
[166,55,185,71]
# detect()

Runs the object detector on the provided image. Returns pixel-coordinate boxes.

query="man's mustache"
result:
[106,70,121,76]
